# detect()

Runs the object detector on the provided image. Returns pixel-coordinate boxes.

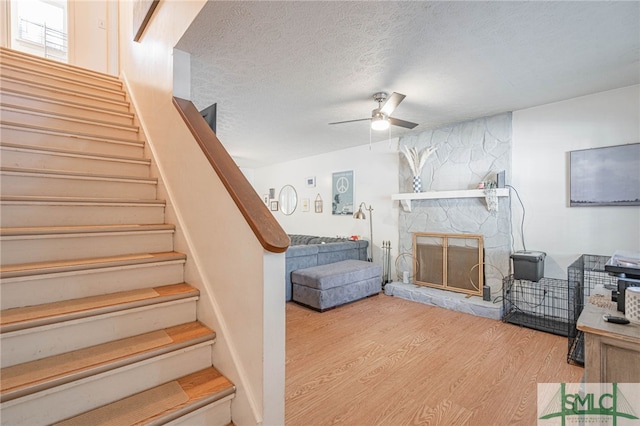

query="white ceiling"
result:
[175,1,640,169]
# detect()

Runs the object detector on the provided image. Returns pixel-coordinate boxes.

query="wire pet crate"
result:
[502,275,570,336]
[567,254,616,365]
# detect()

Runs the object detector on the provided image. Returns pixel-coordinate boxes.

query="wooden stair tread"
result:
[0,251,185,279]
[0,121,144,147]
[0,166,158,184]
[0,47,122,84]
[0,63,125,96]
[0,283,198,333]
[53,368,235,426]
[0,143,151,165]
[0,224,174,237]
[0,88,134,118]
[0,322,215,403]
[0,75,129,109]
[1,104,140,132]
[0,195,166,205]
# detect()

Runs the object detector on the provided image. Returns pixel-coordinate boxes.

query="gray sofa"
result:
[285,234,368,301]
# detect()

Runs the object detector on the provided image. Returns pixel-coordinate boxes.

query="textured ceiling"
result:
[175,1,640,169]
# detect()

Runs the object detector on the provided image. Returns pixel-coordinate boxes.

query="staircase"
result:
[0,48,236,425]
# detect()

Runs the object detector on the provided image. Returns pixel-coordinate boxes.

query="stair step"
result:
[0,196,166,227]
[1,287,198,367]
[0,224,175,266]
[0,76,130,112]
[53,367,235,426]
[0,283,198,334]
[0,47,123,90]
[0,122,145,158]
[0,143,151,177]
[0,64,125,102]
[0,252,187,310]
[1,105,140,140]
[0,323,215,425]
[0,251,185,279]
[1,321,213,400]
[0,167,157,199]
[1,88,135,125]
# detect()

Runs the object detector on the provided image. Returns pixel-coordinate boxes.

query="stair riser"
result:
[0,299,198,367]
[0,126,144,158]
[0,343,213,425]
[0,261,185,310]
[166,396,233,426]
[0,148,151,178]
[1,108,139,140]
[0,78,129,112]
[0,174,157,199]
[0,66,125,102]
[0,231,174,266]
[0,203,166,227]
[1,92,134,126]
[0,53,123,91]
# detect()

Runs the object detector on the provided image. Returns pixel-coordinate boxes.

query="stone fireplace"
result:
[387,113,512,319]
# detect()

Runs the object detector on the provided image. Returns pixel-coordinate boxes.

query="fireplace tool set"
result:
[381,241,392,288]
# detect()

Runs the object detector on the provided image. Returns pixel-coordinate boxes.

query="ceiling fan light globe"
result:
[371,116,390,131]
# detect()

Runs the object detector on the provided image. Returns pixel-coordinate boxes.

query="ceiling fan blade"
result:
[389,117,419,129]
[380,92,406,116]
[328,118,371,125]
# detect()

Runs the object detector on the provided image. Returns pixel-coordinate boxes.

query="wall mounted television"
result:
[570,143,640,207]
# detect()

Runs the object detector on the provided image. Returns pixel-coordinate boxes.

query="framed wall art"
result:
[332,170,354,215]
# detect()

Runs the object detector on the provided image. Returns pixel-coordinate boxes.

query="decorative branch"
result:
[401,145,437,176]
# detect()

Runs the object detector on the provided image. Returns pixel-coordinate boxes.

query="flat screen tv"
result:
[570,143,640,207]
[199,103,216,134]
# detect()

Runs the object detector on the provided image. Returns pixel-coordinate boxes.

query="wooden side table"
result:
[577,303,640,383]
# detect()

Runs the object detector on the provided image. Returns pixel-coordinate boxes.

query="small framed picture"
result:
[270,200,279,211]
[263,194,269,205]
[306,176,316,188]
[269,188,276,199]
[302,198,310,212]
[315,194,323,213]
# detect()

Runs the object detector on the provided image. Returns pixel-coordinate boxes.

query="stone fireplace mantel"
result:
[392,188,510,212]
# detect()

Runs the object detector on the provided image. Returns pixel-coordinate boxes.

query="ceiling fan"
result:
[329,92,419,131]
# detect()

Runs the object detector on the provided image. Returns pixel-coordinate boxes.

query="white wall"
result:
[68,0,113,74]
[512,85,640,278]
[253,139,401,276]
[117,1,284,424]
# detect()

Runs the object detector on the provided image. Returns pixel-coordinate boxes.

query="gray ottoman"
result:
[291,260,382,311]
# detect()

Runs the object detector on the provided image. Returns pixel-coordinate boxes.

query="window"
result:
[11,0,67,62]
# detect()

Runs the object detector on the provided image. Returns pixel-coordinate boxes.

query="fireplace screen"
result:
[413,232,484,296]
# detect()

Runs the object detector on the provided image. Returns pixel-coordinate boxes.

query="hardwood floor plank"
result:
[286,294,583,425]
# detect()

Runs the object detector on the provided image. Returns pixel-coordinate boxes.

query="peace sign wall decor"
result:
[332,170,354,215]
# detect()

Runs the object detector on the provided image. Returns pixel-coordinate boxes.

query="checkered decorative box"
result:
[626,287,640,325]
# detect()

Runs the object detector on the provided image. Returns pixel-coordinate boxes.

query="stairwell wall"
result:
[117,1,285,425]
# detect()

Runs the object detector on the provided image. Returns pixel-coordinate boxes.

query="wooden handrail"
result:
[173,97,290,253]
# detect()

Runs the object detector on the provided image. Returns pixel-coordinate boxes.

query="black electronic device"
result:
[200,103,217,133]
[603,314,630,325]
[497,170,505,188]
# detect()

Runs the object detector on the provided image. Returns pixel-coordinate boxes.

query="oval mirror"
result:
[279,185,298,215]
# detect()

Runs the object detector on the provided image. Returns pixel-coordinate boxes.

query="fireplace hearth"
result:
[384,282,503,320]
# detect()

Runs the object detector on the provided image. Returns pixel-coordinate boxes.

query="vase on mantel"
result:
[412,175,422,193]
[401,145,437,194]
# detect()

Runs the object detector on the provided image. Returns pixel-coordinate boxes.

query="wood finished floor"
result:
[285,294,583,426]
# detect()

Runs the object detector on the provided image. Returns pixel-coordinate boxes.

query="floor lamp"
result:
[353,202,373,262]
